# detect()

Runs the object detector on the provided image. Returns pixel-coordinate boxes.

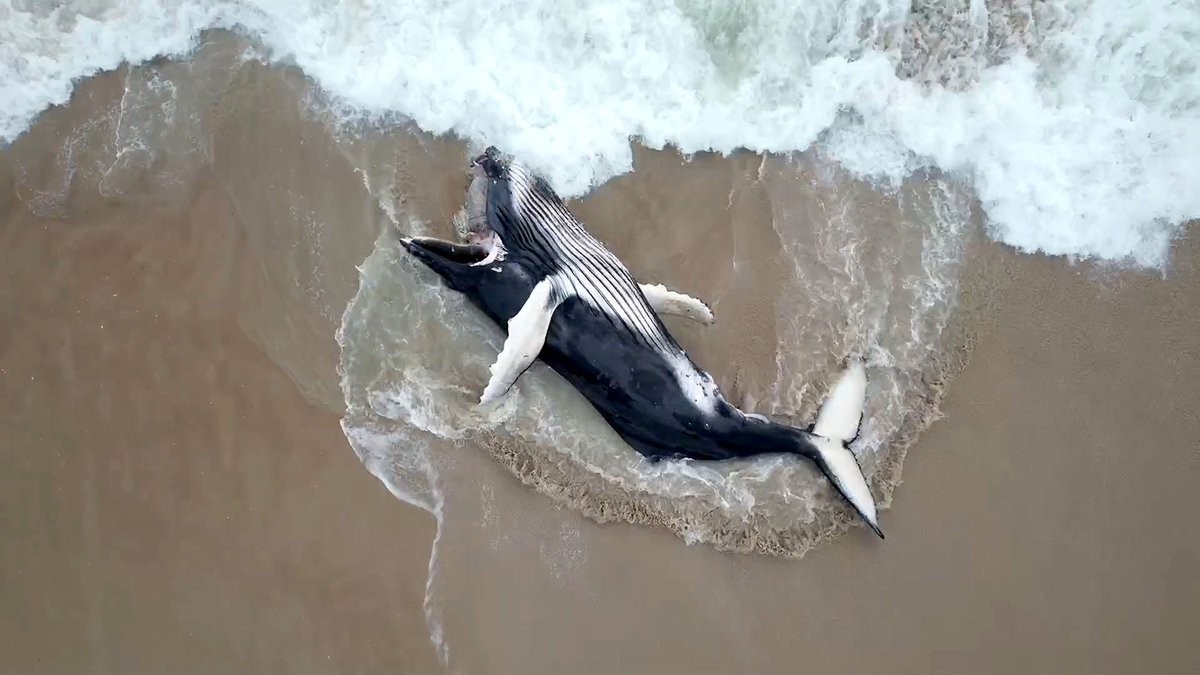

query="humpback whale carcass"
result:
[400,148,883,538]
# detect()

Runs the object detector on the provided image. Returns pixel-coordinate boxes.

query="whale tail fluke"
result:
[806,357,883,538]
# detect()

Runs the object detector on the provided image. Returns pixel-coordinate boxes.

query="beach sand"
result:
[1,50,1198,674]
[0,167,441,673]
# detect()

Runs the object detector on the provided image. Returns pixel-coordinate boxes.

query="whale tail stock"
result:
[802,357,884,539]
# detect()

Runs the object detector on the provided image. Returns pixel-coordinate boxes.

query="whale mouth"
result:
[404,236,491,265]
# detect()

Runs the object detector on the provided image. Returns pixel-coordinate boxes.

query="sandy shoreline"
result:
[0,171,441,673]
[2,51,1199,673]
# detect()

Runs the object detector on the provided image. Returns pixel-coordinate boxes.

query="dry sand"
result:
[1,51,1198,674]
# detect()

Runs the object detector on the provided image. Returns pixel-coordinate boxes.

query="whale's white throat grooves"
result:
[504,164,719,413]
[506,166,675,353]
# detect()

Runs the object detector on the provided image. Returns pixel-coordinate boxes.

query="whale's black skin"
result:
[407,148,822,461]
[401,235,808,462]
[398,149,884,538]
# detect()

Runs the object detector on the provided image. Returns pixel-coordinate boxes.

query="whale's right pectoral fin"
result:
[480,278,562,404]
[639,283,715,325]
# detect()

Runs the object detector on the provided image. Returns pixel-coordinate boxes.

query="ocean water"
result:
[2,0,1198,664]
[3,0,1197,546]
[3,0,1198,265]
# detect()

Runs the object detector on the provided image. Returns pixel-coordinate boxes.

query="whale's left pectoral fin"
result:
[480,278,562,404]
[640,283,715,325]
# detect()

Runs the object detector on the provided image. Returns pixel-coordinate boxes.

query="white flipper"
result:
[639,283,715,325]
[480,278,562,404]
[813,357,867,442]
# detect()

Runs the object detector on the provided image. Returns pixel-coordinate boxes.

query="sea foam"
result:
[2,0,1197,265]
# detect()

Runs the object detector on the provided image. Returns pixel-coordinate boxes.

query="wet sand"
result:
[2,49,1199,674]
[0,172,441,673]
